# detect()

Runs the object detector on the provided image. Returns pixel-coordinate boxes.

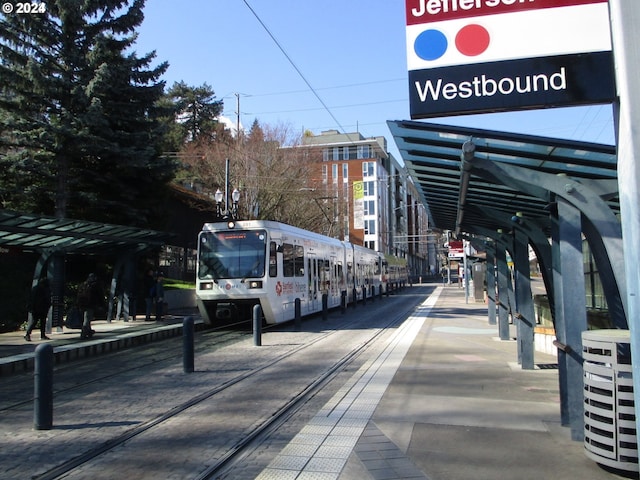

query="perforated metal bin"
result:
[583,329,638,472]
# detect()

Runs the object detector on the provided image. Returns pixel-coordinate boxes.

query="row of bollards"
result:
[32,316,198,430]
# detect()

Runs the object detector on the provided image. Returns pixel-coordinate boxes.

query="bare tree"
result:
[176,121,333,234]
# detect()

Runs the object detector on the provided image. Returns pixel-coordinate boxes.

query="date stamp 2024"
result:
[2,2,47,15]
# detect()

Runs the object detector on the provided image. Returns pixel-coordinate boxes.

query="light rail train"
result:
[196,220,408,325]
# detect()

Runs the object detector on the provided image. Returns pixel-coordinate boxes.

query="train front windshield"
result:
[198,229,267,280]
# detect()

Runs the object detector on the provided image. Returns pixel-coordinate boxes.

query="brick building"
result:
[292,130,434,279]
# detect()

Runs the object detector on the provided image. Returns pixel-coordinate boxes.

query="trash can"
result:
[582,329,638,472]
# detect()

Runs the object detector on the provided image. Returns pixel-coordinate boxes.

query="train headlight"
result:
[248,281,263,289]
[227,221,236,229]
[200,282,214,290]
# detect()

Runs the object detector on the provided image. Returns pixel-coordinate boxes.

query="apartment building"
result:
[294,130,433,278]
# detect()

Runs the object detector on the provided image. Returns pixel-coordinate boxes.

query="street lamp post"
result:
[214,187,240,220]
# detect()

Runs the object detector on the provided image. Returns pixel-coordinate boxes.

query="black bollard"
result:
[352,287,357,308]
[362,286,367,305]
[183,316,194,373]
[295,298,301,331]
[341,290,347,314]
[34,343,54,430]
[253,304,262,346]
[322,293,328,321]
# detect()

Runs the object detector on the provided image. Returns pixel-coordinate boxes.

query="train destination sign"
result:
[406,0,616,118]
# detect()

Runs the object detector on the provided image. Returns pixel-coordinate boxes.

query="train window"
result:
[283,243,294,277]
[295,245,304,277]
[198,230,266,280]
[269,242,278,277]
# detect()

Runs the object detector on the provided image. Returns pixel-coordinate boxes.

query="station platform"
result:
[0,285,629,479]
[0,309,201,377]
[258,284,626,480]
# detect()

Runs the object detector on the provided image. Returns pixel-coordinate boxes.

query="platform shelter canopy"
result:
[387,120,618,236]
[0,210,171,255]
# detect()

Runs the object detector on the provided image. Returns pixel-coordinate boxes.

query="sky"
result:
[133,0,617,162]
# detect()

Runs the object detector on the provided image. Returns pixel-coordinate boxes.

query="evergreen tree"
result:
[0,0,176,227]
[165,81,223,146]
[247,119,265,144]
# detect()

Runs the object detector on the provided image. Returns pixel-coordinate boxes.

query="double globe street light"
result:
[214,187,240,220]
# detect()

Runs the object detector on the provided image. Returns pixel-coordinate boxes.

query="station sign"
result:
[406,0,616,119]
[447,240,464,258]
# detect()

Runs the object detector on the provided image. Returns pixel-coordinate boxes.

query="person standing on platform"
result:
[77,273,103,339]
[143,268,155,321]
[155,272,165,322]
[24,278,51,342]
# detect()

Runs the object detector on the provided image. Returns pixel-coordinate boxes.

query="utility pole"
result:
[235,93,241,140]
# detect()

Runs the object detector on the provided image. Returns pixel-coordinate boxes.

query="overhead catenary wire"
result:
[241,0,360,142]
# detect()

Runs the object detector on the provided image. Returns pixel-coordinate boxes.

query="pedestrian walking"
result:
[77,273,103,339]
[24,278,51,342]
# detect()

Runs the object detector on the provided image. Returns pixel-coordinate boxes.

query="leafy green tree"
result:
[0,0,176,226]
[165,81,223,147]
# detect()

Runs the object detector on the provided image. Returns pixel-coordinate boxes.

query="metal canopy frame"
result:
[388,119,622,442]
[0,210,171,255]
[387,120,618,236]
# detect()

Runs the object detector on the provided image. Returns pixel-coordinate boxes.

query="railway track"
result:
[0,327,247,413]
[1,286,434,480]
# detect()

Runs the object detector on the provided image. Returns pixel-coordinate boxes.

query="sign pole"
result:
[608,0,640,440]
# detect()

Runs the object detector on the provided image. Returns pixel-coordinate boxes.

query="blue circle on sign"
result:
[414,29,448,61]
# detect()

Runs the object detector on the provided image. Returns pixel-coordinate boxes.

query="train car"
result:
[351,243,384,300]
[384,253,409,287]
[197,220,341,325]
[196,219,397,326]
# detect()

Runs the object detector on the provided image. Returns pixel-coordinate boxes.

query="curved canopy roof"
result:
[387,120,618,236]
[0,210,171,255]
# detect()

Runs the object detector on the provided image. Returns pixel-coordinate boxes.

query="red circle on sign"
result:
[455,24,490,57]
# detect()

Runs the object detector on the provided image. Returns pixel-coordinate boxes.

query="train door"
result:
[330,255,339,307]
[344,245,354,304]
[307,254,319,312]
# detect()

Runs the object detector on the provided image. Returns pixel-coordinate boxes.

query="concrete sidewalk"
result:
[345,284,625,479]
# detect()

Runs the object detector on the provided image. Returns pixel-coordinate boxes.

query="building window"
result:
[362,161,375,177]
[343,146,349,160]
[365,240,376,250]
[357,145,370,159]
[323,149,329,161]
[332,164,338,184]
[364,200,375,216]
[342,163,348,182]
[364,219,376,235]
[322,164,328,184]
[363,180,375,197]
